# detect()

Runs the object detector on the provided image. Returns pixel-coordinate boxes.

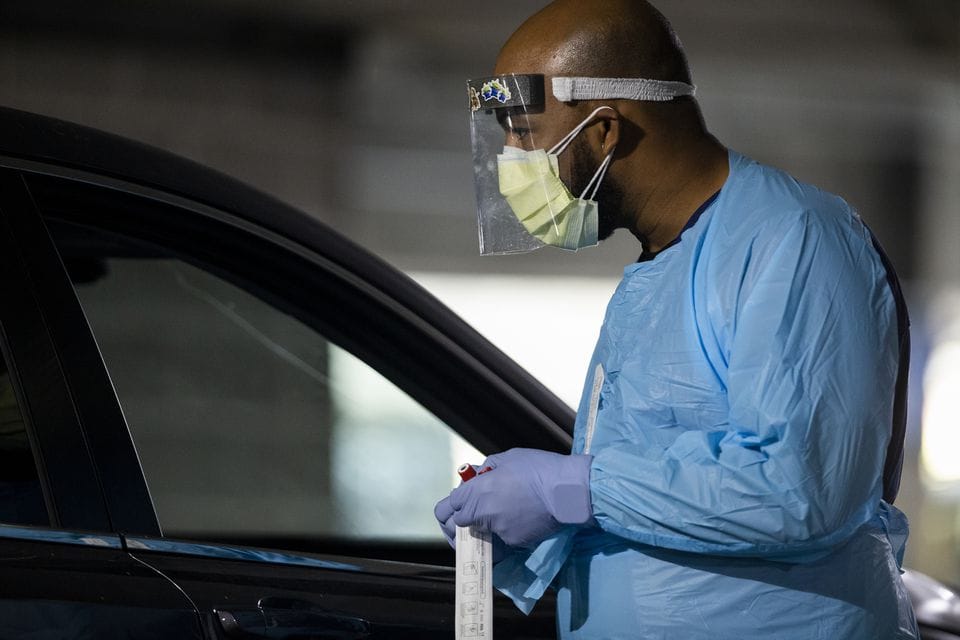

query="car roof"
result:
[0,105,379,281]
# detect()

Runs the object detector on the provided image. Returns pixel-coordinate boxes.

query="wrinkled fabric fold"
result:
[493,528,578,613]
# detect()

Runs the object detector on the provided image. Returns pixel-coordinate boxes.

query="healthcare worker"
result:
[435,0,918,638]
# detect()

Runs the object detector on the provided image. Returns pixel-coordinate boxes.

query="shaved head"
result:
[493,0,702,141]
[497,0,691,83]
[489,0,728,252]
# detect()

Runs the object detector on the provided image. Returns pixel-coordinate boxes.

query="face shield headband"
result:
[468,74,695,256]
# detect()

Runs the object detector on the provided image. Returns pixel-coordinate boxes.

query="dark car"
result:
[0,106,956,639]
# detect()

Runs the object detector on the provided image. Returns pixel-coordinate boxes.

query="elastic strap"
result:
[548,105,615,156]
[552,77,695,102]
[581,150,614,201]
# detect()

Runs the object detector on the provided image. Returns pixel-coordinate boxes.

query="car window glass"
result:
[65,253,480,545]
[0,344,48,527]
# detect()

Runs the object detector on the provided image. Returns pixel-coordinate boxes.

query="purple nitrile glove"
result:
[434,448,594,549]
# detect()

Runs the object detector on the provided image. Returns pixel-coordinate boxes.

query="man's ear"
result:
[599,104,645,158]
[591,106,621,156]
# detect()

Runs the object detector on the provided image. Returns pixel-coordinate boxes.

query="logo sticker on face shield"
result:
[480,79,512,104]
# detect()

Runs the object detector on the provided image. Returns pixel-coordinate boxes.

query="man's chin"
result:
[597,213,619,242]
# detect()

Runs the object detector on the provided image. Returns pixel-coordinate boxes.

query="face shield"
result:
[467,73,696,256]
[469,74,556,255]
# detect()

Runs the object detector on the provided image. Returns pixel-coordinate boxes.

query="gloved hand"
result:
[433,448,595,548]
[435,464,481,548]
[435,465,509,562]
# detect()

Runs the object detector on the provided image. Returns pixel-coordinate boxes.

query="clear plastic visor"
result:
[471,104,563,255]
[469,73,577,255]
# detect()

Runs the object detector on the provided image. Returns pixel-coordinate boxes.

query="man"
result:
[435,1,917,638]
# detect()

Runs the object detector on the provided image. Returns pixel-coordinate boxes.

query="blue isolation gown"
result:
[494,150,919,639]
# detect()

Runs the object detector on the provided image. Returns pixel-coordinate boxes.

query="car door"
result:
[14,149,567,638]
[0,168,203,639]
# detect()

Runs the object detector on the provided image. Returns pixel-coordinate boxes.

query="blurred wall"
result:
[2,0,960,583]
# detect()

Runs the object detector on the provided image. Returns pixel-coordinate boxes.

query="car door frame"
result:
[0,167,118,532]
[0,165,204,639]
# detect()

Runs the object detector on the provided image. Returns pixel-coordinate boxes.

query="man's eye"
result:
[510,128,531,140]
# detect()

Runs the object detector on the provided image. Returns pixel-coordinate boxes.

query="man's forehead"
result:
[495,24,583,76]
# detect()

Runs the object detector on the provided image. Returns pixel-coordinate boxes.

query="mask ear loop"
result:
[579,149,615,201]
[547,105,616,156]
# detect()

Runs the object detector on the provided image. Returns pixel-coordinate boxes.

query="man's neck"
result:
[629,139,729,253]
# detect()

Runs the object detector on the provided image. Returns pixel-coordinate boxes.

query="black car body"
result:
[0,106,956,639]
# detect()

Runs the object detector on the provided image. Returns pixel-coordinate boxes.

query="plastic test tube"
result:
[455,462,493,640]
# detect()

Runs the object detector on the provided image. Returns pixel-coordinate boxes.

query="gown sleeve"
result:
[589,210,901,559]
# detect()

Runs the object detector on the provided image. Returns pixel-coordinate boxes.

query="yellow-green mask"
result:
[496,106,615,251]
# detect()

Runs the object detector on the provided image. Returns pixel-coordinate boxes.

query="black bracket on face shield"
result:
[467,74,545,113]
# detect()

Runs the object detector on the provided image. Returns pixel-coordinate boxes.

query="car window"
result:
[0,344,48,527]
[62,250,480,545]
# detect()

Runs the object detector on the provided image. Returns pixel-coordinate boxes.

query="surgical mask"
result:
[496,106,615,251]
